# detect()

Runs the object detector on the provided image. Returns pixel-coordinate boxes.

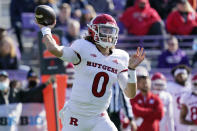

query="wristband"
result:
[128,69,137,83]
[41,27,51,36]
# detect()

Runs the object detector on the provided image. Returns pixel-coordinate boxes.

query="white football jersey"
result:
[63,39,129,116]
[167,81,191,131]
[180,92,197,131]
[157,91,174,131]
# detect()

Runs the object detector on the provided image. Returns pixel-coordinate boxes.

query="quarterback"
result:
[36,14,145,131]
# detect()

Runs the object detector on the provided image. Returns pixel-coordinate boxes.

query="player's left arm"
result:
[126,47,145,98]
[118,47,145,98]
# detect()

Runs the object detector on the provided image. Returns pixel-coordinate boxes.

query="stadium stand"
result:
[21,12,39,37]
[117,34,196,68]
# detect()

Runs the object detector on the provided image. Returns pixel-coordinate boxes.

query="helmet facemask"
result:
[88,23,119,48]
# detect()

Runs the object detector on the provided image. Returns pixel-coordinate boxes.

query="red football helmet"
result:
[192,74,197,94]
[151,72,167,92]
[87,14,119,48]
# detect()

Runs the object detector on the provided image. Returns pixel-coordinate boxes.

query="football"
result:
[35,5,56,26]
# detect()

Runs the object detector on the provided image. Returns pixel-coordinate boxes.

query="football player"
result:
[36,14,145,131]
[151,72,174,131]
[180,74,197,131]
[167,65,191,131]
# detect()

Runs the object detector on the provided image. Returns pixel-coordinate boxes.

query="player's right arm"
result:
[118,47,145,99]
[180,104,195,125]
[42,34,64,57]
[36,21,63,57]
[37,21,80,64]
[42,34,80,64]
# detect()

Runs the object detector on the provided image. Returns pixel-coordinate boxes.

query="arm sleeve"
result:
[59,39,88,64]
[59,46,80,64]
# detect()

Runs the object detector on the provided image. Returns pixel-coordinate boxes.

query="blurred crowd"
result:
[0,0,196,70]
[0,0,197,130]
[0,69,55,105]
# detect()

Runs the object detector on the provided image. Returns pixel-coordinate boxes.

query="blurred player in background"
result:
[151,72,175,131]
[36,13,145,131]
[180,74,197,131]
[130,66,164,131]
[167,64,191,131]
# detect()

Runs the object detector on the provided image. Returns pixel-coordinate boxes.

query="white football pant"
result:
[59,106,117,131]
